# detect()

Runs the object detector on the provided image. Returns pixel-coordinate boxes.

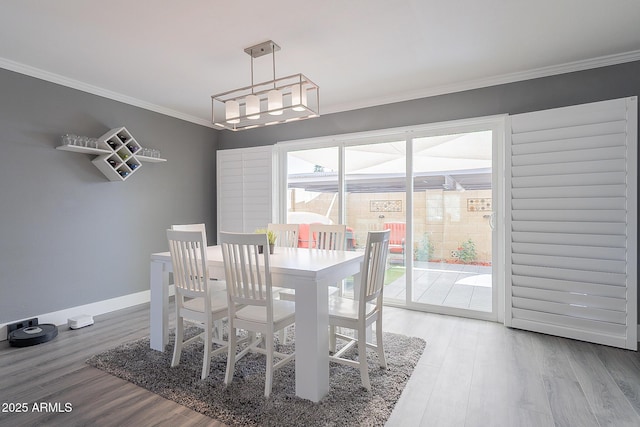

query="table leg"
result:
[150,260,168,351]
[294,278,329,402]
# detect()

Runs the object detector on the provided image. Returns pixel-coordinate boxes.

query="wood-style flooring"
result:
[1,303,639,426]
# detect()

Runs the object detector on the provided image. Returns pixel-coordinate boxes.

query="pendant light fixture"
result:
[212,40,319,131]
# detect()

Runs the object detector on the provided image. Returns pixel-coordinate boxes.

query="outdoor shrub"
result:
[457,239,477,263]
[414,233,434,262]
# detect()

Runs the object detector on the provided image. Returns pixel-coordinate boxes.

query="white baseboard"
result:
[1,286,175,342]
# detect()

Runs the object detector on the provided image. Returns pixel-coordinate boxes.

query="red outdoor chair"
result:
[383,222,406,265]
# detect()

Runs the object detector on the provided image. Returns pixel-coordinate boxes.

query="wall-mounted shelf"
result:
[57,127,166,181]
[136,155,167,163]
[56,145,112,155]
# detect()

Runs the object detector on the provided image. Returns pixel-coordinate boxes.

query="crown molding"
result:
[323,49,640,115]
[0,57,214,128]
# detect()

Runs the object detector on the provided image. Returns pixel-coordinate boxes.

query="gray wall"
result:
[0,68,217,323]
[219,61,640,148]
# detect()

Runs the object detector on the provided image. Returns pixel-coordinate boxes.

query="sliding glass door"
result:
[279,118,502,321]
[410,131,494,314]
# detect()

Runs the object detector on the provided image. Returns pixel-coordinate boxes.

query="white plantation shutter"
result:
[506,97,637,350]
[217,146,274,236]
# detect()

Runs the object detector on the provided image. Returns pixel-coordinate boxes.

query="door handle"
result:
[483,212,496,230]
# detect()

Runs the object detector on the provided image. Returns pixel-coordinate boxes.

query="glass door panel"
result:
[412,131,493,313]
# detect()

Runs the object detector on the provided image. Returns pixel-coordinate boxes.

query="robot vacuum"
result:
[8,324,58,347]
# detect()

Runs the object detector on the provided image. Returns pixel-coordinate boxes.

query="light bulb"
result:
[246,94,260,119]
[268,89,283,115]
[225,100,240,123]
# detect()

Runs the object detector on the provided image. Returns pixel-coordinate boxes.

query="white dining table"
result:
[149,245,364,402]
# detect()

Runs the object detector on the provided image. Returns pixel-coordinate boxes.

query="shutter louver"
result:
[506,97,637,350]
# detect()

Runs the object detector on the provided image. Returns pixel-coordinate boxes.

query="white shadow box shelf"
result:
[57,127,166,181]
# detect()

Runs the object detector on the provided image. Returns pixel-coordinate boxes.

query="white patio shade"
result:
[287,131,492,192]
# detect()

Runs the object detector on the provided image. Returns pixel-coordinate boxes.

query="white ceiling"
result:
[1,1,639,128]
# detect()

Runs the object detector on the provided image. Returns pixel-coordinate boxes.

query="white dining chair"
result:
[166,229,229,380]
[220,231,296,398]
[171,223,226,341]
[328,229,390,390]
[309,223,347,250]
[267,223,299,248]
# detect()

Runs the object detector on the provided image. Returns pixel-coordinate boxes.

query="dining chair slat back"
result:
[171,223,207,245]
[309,224,347,250]
[267,223,299,248]
[168,229,209,295]
[221,232,269,306]
[171,223,226,289]
[362,229,391,305]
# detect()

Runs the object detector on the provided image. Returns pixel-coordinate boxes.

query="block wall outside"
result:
[289,188,493,264]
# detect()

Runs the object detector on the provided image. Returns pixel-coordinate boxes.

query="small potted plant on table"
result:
[255,228,277,254]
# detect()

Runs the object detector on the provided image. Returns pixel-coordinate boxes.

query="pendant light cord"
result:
[250,49,255,94]
[272,43,277,89]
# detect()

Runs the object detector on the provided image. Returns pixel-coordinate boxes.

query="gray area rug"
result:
[87,327,425,426]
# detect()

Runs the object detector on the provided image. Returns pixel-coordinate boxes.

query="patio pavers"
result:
[384,263,492,312]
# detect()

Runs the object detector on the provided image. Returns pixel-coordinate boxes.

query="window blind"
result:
[506,97,637,350]
[217,146,274,237]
